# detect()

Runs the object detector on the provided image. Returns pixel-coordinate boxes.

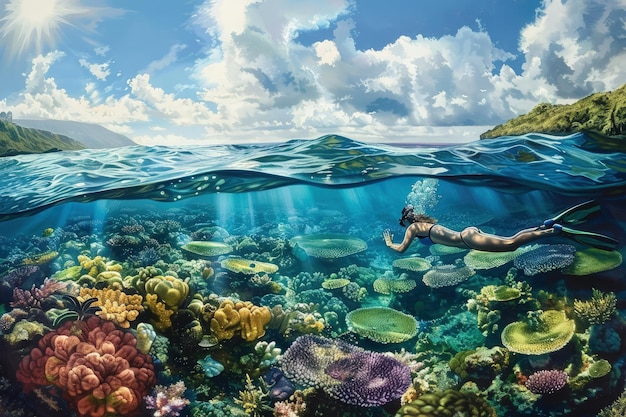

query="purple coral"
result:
[145,381,190,417]
[1,265,41,287]
[525,369,568,394]
[514,244,575,276]
[280,335,411,407]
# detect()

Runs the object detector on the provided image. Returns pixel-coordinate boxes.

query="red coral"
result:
[16,317,155,417]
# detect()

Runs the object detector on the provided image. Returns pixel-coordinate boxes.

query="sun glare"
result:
[0,0,121,59]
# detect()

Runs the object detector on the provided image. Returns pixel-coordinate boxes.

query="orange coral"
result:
[210,300,271,342]
[78,287,144,329]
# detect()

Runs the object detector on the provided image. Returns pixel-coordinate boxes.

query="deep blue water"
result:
[0,133,625,417]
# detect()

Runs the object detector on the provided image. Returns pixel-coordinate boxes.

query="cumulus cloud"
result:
[4,0,626,145]
[79,58,111,80]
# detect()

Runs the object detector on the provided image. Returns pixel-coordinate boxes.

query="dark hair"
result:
[399,205,437,227]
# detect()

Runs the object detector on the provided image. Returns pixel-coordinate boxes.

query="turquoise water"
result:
[0,133,625,416]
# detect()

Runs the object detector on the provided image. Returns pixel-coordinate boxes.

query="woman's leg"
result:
[460,226,556,252]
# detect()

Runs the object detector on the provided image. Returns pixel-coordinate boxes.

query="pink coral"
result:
[10,278,67,309]
[145,381,190,417]
[16,316,156,417]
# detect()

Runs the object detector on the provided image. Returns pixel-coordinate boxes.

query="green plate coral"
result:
[501,310,575,355]
[346,307,418,343]
[562,248,622,275]
[289,234,367,260]
[181,241,233,257]
[220,257,279,275]
[392,257,432,272]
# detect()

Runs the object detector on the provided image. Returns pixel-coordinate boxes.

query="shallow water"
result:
[0,133,625,417]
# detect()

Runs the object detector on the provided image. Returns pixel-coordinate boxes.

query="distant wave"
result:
[0,132,624,220]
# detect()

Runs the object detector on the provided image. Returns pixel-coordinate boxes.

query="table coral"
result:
[16,316,156,417]
[562,248,622,275]
[78,287,144,329]
[220,257,279,275]
[422,261,475,288]
[513,244,576,276]
[346,306,418,343]
[289,234,367,260]
[210,299,271,342]
[501,310,575,355]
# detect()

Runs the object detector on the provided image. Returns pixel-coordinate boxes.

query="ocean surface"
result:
[0,132,625,417]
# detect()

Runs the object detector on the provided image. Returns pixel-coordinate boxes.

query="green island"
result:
[0,119,85,156]
[481,83,626,139]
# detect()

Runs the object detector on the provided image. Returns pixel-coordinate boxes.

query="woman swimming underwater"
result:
[383,200,619,253]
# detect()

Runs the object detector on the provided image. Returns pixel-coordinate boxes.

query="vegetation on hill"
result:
[481,83,626,139]
[0,120,85,156]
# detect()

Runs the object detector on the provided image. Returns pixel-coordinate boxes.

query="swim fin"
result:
[544,200,601,227]
[555,224,619,251]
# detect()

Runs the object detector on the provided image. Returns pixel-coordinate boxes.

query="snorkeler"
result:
[383,200,619,253]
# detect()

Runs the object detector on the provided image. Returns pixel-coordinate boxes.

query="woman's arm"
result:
[383,226,418,253]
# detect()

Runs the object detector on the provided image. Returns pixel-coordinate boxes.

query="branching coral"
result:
[78,287,144,328]
[573,288,617,326]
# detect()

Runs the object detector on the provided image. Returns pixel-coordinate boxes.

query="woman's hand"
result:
[383,229,393,246]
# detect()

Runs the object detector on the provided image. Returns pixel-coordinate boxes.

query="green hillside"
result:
[0,120,86,156]
[481,83,626,139]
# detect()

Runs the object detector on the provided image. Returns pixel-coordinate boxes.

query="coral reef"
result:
[144,381,190,417]
[78,287,144,328]
[396,389,496,417]
[573,288,617,326]
[524,369,568,395]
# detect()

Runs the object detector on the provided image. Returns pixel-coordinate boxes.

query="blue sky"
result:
[0,0,625,145]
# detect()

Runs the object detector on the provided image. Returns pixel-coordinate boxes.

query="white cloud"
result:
[79,58,111,81]
[143,43,188,74]
[4,0,626,145]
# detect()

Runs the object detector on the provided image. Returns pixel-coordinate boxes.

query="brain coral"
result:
[501,310,575,355]
[280,335,411,407]
[396,389,496,417]
[422,262,475,288]
[289,234,367,260]
[16,317,155,417]
[346,307,418,343]
[562,248,622,276]
[513,244,576,276]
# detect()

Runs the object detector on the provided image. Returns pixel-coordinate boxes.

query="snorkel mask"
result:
[399,205,414,227]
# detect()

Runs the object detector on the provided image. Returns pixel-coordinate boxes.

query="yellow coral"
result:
[77,255,122,277]
[144,275,190,309]
[79,287,144,328]
[210,299,271,342]
[144,293,174,332]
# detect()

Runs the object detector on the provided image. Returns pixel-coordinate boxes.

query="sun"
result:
[0,0,121,60]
